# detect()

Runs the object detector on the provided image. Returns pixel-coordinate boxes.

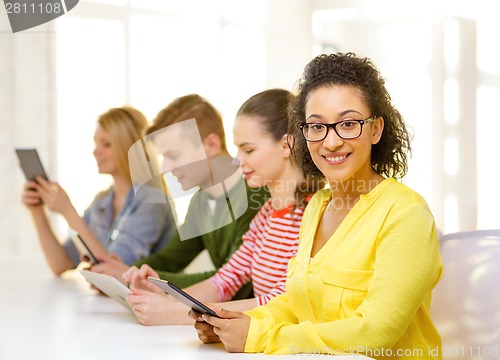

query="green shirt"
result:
[133,179,269,297]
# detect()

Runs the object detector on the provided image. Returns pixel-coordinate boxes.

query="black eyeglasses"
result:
[299,116,377,142]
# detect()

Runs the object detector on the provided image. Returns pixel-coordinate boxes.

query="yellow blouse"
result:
[244,178,443,359]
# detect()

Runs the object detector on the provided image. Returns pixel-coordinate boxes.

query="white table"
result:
[0,255,371,360]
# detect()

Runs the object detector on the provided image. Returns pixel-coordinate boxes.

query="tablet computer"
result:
[148,277,219,317]
[69,229,99,265]
[80,270,132,311]
[15,148,49,181]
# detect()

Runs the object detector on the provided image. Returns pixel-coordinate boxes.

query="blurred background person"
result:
[21,106,177,275]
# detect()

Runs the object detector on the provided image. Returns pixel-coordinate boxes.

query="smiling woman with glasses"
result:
[199,52,443,359]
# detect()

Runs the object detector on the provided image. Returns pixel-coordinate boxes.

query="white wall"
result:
[0,12,58,254]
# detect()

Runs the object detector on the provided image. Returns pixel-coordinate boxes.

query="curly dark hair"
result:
[288,52,412,179]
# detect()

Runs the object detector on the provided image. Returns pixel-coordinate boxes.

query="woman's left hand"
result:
[189,309,221,344]
[200,307,250,353]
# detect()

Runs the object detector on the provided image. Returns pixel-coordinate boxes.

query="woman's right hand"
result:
[21,181,43,210]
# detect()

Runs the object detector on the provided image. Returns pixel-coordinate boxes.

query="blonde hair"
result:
[97,106,149,182]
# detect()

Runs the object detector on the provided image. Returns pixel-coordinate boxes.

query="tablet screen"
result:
[15,148,48,181]
[148,277,219,317]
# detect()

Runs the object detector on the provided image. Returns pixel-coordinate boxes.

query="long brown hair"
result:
[237,89,325,207]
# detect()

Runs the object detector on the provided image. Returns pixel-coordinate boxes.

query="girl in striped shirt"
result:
[126,89,324,325]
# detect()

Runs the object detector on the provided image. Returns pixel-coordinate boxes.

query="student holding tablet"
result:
[21,107,177,275]
[193,53,443,358]
[123,89,324,325]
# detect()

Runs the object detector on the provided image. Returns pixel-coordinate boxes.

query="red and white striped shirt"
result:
[209,199,304,306]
